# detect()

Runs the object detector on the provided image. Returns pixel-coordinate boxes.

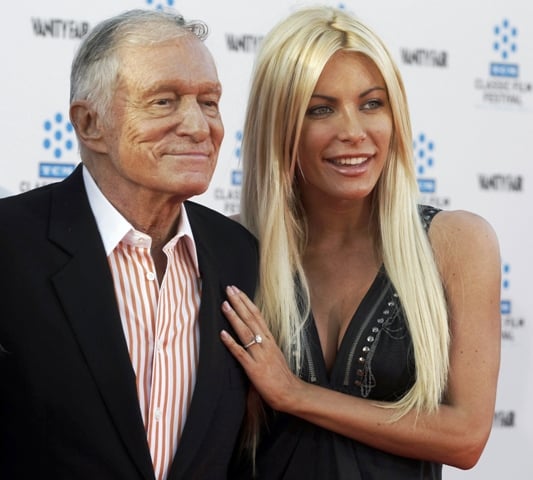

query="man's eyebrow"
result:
[142,82,222,96]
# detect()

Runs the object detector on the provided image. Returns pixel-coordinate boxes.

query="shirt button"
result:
[154,408,162,421]
[146,271,156,281]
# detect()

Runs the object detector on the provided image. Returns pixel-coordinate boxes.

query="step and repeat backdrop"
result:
[1,0,531,477]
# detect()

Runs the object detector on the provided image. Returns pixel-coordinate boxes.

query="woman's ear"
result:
[70,101,108,153]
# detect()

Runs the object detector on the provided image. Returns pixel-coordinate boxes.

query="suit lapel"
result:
[48,168,155,480]
[168,207,232,478]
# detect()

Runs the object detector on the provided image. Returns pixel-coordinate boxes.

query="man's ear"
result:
[70,101,108,153]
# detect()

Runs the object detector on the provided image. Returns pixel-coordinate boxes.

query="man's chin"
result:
[177,181,211,199]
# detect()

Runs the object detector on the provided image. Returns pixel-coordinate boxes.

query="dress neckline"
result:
[305,266,389,384]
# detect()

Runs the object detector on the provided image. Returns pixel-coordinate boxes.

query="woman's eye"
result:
[362,99,383,110]
[308,105,332,116]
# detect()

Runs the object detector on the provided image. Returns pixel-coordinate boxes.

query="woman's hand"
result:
[220,285,304,411]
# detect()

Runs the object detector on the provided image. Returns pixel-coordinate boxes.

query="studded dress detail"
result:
[230,205,443,480]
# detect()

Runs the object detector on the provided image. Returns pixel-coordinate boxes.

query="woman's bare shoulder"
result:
[429,209,500,277]
[430,209,497,243]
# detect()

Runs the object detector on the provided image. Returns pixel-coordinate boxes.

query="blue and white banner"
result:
[1,1,531,477]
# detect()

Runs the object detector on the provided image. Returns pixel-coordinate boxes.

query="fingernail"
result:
[226,285,236,295]
[222,300,231,312]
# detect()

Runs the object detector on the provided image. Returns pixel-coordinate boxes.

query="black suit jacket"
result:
[0,166,258,479]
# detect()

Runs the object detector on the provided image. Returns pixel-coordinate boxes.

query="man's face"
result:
[100,34,224,202]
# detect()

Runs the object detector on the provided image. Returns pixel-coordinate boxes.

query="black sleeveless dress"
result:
[231,205,442,479]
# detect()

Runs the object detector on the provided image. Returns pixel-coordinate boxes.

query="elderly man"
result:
[0,9,257,480]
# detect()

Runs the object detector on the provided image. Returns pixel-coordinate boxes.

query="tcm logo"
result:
[214,130,242,215]
[500,260,526,342]
[39,113,77,180]
[474,17,530,107]
[490,19,519,78]
[144,0,175,9]
[501,262,511,315]
[414,133,436,194]
[231,130,243,186]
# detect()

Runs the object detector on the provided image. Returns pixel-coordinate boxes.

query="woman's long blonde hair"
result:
[239,5,449,453]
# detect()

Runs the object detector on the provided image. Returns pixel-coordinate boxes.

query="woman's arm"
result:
[220,210,501,469]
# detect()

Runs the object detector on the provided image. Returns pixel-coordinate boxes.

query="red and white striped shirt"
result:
[84,168,201,480]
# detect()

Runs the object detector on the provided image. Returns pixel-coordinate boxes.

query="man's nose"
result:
[176,97,210,141]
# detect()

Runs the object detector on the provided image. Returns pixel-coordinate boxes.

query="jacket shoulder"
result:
[185,201,257,244]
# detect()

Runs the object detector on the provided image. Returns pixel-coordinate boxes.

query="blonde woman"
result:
[220,6,501,479]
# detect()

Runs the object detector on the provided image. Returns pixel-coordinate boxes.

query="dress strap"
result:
[418,204,441,232]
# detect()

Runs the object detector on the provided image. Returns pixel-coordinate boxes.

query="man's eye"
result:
[201,99,220,116]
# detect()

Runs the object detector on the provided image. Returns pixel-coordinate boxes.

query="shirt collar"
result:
[82,165,200,276]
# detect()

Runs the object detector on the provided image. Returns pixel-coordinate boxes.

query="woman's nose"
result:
[338,109,367,143]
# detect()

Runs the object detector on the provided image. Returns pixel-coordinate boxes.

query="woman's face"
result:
[297,51,393,207]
